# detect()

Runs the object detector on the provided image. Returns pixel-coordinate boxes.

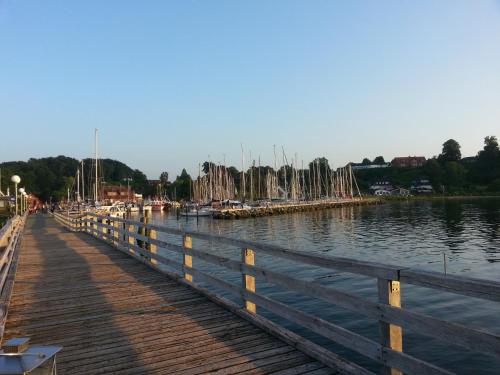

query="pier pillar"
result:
[127,214,135,255]
[182,234,193,282]
[241,248,256,313]
[144,211,157,265]
[378,278,403,375]
[122,213,126,243]
[113,217,119,246]
[93,215,98,237]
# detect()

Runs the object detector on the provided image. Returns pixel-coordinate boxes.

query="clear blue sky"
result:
[1,1,500,178]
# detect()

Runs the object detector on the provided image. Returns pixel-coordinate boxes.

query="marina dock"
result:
[211,198,379,219]
[0,211,499,374]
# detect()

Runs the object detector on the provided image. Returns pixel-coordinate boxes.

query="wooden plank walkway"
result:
[2,215,335,375]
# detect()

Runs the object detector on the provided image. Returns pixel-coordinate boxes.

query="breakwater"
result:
[212,197,380,219]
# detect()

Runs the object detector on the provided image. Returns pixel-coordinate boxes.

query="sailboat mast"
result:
[94,129,98,202]
[349,164,354,198]
[241,144,245,201]
[273,144,277,199]
[250,152,253,202]
[77,168,80,202]
[81,161,85,202]
[282,146,287,200]
[317,160,321,199]
[258,155,261,200]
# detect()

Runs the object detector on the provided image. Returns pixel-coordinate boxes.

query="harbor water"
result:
[135,198,500,374]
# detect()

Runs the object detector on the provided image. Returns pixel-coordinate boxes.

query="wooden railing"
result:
[53,211,500,375]
[0,214,26,339]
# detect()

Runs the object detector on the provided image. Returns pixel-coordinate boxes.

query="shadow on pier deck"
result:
[3,215,334,374]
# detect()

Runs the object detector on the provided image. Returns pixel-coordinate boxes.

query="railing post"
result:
[122,213,126,244]
[378,278,403,375]
[241,248,256,314]
[182,234,193,281]
[147,226,157,265]
[98,217,104,239]
[106,215,112,242]
[113,217,119,246]
[127,213,135,254]
[140,209,156,264]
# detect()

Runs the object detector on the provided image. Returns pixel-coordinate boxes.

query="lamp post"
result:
[19,188,25,213]
[23,191,28,214]
[11,175,21,215]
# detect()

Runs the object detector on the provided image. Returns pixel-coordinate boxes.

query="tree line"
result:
[164,136,500,200]
[354,136,500,194]
[0,156,151,201]
[2,135,498,202]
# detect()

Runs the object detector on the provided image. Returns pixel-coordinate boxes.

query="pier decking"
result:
[1,212,499,375]
[3,215,334,374]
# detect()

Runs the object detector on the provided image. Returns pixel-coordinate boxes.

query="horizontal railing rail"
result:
[0,213,27,339]
[53,211,500,375]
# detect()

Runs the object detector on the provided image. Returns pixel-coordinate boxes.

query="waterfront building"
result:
[391,156,426,168]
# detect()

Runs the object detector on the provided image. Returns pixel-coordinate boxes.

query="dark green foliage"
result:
[0,156,151,201]
[355,136,500,194]
[169,169,192,200]
[160,172,169,185]
[438,139,462,162]
[373,156,385,164]
[473,136,500,184]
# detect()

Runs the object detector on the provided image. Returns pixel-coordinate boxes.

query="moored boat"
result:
[179,208,212,217]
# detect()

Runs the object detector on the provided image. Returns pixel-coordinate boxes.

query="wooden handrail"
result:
[81,213,500,301]
[53,211,500,375]
[0,213,27,340]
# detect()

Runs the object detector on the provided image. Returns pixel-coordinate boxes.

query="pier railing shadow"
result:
[2,214,153,374]
[53,211,500,375]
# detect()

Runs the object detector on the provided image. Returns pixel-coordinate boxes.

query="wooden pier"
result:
[1,215,337,374]
[1,211,500,375]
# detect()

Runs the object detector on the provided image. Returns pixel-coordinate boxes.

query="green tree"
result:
[362,158,371,165]
[444,161,466,188]
[202,162,217,174]
[160,172,169,185]
[424,159,444,188]
[438,139,461,163]
[475,136,500,184]
[170,169,192,200]
[373,156,385,164]
[478,136,500,163]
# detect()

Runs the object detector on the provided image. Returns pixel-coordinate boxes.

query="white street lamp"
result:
[11,175,21,215]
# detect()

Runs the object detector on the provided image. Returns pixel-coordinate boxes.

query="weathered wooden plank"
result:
[111,240,372,375]
[67,333,279,374]
[400,269,500,302]
[267,362,328,375]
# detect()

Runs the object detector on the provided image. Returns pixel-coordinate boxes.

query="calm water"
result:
[135,198,500,374]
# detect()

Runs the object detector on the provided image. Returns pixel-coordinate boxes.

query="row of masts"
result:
[192,164,236,202]
[70,129,101,203]
[193,147,361,203]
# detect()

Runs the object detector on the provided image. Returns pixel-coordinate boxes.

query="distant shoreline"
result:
[381,194,500,201]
